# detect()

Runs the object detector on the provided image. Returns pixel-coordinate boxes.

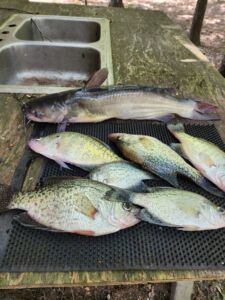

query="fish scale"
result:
[24,85,218,124]
[130,187,225,231]
[8,178,140,236]
[109,133,224,197]
[168,123,225,193]
[28,132,122,171]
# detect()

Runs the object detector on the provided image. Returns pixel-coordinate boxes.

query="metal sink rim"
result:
[0,14,114,94]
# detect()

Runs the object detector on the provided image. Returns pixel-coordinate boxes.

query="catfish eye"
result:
[33,110,44,118]
[122,202,132,211]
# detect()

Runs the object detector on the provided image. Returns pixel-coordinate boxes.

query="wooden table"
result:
[0,0,225,289]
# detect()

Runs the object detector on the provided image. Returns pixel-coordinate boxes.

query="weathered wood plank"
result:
[0,270,225,289]
[0,94,27,185]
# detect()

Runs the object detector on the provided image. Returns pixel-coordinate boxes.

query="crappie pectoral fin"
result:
[73,193,98,219]
[145,186,176,193]
[170,143,189,160]
[85,68,108,88]
[198,152,216,167]
[14,212,64,232]
[55,159,71,170]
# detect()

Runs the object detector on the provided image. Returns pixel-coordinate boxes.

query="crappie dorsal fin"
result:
[14,212,64,232]
[41,176,82,187]
[167,123,185,134]
[145,186,177,193]
[105,186,133,202]
[91,136,115,151]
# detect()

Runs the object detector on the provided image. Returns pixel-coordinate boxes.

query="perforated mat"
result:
[0,121,225,272]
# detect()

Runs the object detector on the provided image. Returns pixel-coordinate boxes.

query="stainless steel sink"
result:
[0,14,113,94]
[15,17,101,43]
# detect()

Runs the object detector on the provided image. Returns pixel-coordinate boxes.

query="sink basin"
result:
[0,44,100,87]
[0,14,113,94]
[15,17,101,43]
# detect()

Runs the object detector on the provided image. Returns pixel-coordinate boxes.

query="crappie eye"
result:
[122,202,132,211]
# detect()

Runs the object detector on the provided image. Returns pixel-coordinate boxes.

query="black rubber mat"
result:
[0,121,225,272]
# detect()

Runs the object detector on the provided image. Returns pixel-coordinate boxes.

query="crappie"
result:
[89,161,155,191]
[109,133,223,197]
[168,123,225,192]
[29,132,122,170]
[23,86,218,124]
[129,187,225,231]
[7,178,140,236]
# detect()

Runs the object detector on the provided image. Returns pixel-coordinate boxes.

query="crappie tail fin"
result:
[192,101,219,121]
[196,177,225,198]
[0,184,15,213]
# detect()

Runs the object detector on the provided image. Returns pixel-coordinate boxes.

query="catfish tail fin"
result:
[192,100,219,121]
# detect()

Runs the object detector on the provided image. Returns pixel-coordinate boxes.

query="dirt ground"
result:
[1,280,225,299]
[1,0,225,299]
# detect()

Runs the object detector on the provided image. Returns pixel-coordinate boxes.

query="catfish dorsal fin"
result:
[85,68,108,88]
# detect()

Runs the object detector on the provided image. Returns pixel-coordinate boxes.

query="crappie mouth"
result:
[28,139,49,157]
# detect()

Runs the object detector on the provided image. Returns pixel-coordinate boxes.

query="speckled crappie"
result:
[7,178,140,236]
[168,123,225,192]
[89,161,155,191]
[23,86,219,124]
[29,132,122,170]
[130,187,225,231]
[109,133,224,197]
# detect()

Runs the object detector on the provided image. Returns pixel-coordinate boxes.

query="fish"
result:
[168,123,225,192]
[89,161,155,191]
[108,133,224,197]
[28,132,122,170]
[129,187,225,231]
[3,178,140,236]
[23,86,219,125]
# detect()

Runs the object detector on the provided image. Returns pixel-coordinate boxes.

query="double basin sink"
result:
[0,14,114,93]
